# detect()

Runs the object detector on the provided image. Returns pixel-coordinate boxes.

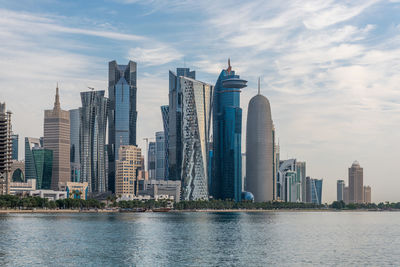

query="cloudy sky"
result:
[1,0,399,203]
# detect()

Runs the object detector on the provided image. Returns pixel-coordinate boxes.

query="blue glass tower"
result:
[311,179,323,205]
[212,60,247,202]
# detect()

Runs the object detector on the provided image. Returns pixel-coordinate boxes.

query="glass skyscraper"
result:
[25,137,41,180]
[80,90,108,193]
[11,134,18,160]
[155,131,165,180]
[69,109,80,182]
[311,178,323,205]
[161,105,169,180]
[168,68,195,181]
[32,148,53,189]
[212,60,247,202]
[108,60,137,193]
[148,142,156,179]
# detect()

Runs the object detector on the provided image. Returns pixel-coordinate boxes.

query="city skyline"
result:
[1,1,400,202]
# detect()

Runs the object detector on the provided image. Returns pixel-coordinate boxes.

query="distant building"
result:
[310,179,323,205]
[349,161,363,203]
[0,103,12,195]
[59,182,89,200]
[297,162,306,202]
[29,190,67,200]
[25,137,41,180]
[10,179,36,195]
[80,90,108,193]
[213,60,246,202]
[246,79,275,202]
[69,108,80,182]
[277,159,300,202]
[161,105,169,180]
[11,134,18,160]
[148,142,156,179]
[344,186,349,204]
[43,86,70,190]
[242,153,246,191]
[108,60,137,193]
[115,145,141,197]
[337,180,345,201]
[306,176,312,203]
[363,186,371,204]
[138,179,181,202]
[10,160,25,182]
[155,131,165,180]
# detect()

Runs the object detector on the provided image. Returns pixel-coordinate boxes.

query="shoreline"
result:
[0,208,393,214]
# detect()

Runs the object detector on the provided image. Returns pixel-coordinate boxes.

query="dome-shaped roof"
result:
[241,191,255,201]
[352,160,360,167]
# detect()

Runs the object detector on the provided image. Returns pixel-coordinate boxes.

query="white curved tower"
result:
[246,79,274,202]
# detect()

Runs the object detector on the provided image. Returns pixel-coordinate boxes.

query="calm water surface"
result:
[0,211,399,266]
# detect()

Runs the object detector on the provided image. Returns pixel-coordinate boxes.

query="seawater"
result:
[0,212,399,266]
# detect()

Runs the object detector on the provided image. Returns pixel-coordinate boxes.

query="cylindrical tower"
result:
[246,84,274,202]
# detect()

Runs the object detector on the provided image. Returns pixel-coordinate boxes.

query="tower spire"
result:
[258,77,261,95]
[54,83,60,110]
[227,58,232,74]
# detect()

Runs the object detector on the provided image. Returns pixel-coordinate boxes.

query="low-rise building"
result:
[138,179,181,202]
[29,190,67,200]
[59,182,88,200]
[10,179,36,195]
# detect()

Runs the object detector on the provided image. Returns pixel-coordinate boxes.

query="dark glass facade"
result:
[32,148,53,189]
[212,61,247,202]
[11,134,18,160]
[161,105,169,180]
[108,60,137,193]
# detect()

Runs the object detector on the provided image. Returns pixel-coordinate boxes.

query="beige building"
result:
[59,182,88,200]
[115,145,142,197]
[0,103,12,195]
[10,179,36,195]
[348,161,363,204]
[363,186,371,204]
[44,86,70,190]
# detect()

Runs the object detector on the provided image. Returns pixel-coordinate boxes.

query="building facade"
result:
[43,86,70,190]
[0,103,12,195]
[11,134,18,160]
[168,67,196,181]
[148,142,156,179]
[297,161,306,202]
[108,60,137,193]
[310,178,323,205]
[277,159,300,202]
[115,145,141,197]
[246,82,275,202]
[180,76,213,200]
[32,148,53,189]
[212,60,247,202]
[348,161,363,203]
[59,182,89,200]
[161,105,169,180]
[337,180,345,201]
[80,90,108,193]
[363,185,371,204]
[138,179,181,202]
[155,131,165,180]
[69,108,80,182]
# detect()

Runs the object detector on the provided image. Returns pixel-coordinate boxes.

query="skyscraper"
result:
[180,76,213,200]
[337,180,345,201]
[297,161,306,202]
[348,161,363,203]
[311,178,323,205]
[155,131,165,180]
[25,137,41,181]
[168,67,196,181]
[108,60,137,193]
[69,109,80,182]
[161,105,169,180]
[80,90,108,193]
[11,134,18,160]
[43,86,70,190]
[115,145,141,197]
[148,142,156,179]
[32,148,53,189]
[363,185,371,203]
[246,80,274,202]
[212,60,247,202]
[0,103,12,195]
[277,159,299,202]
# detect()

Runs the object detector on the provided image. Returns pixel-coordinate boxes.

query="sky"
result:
[0,0,399,203]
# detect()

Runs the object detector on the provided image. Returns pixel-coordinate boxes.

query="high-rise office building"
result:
[168,67,196,181]
[363,185,371,203]
[212,60,247,202]
[246,80,274,202]
[148,142,156,179]
[11,134,18,160]
[69,109,80,182]
[0,103,12,195]
[32,148,53,189]
[43,86,70,190]
[241,153,246,191]
[343,186,349,204]
[25,137,41,180]
[115,145,141,197]
[180,76,213,200]
[348,161,363,203]
[277,159,300,202]
[80,90,108,193]
[337,180,345,201]
[306,176,312,203]
[310,178,323,205]
[297,162,306,202]
[161,105,169,180]
[155,131,165,180]
[108,60,137,193]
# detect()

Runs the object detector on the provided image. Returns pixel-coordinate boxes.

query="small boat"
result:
[119,208,147,212]
[152,207,171,212]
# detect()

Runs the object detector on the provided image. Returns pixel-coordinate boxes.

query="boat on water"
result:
[152,207,171,212]
[119,208,147,213]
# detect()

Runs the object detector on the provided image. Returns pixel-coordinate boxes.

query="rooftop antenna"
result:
[258,77,261,95]
[88,87,95,91]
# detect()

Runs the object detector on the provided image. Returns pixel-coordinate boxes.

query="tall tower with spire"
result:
[212,59,247,202]
[44,85,70,190]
